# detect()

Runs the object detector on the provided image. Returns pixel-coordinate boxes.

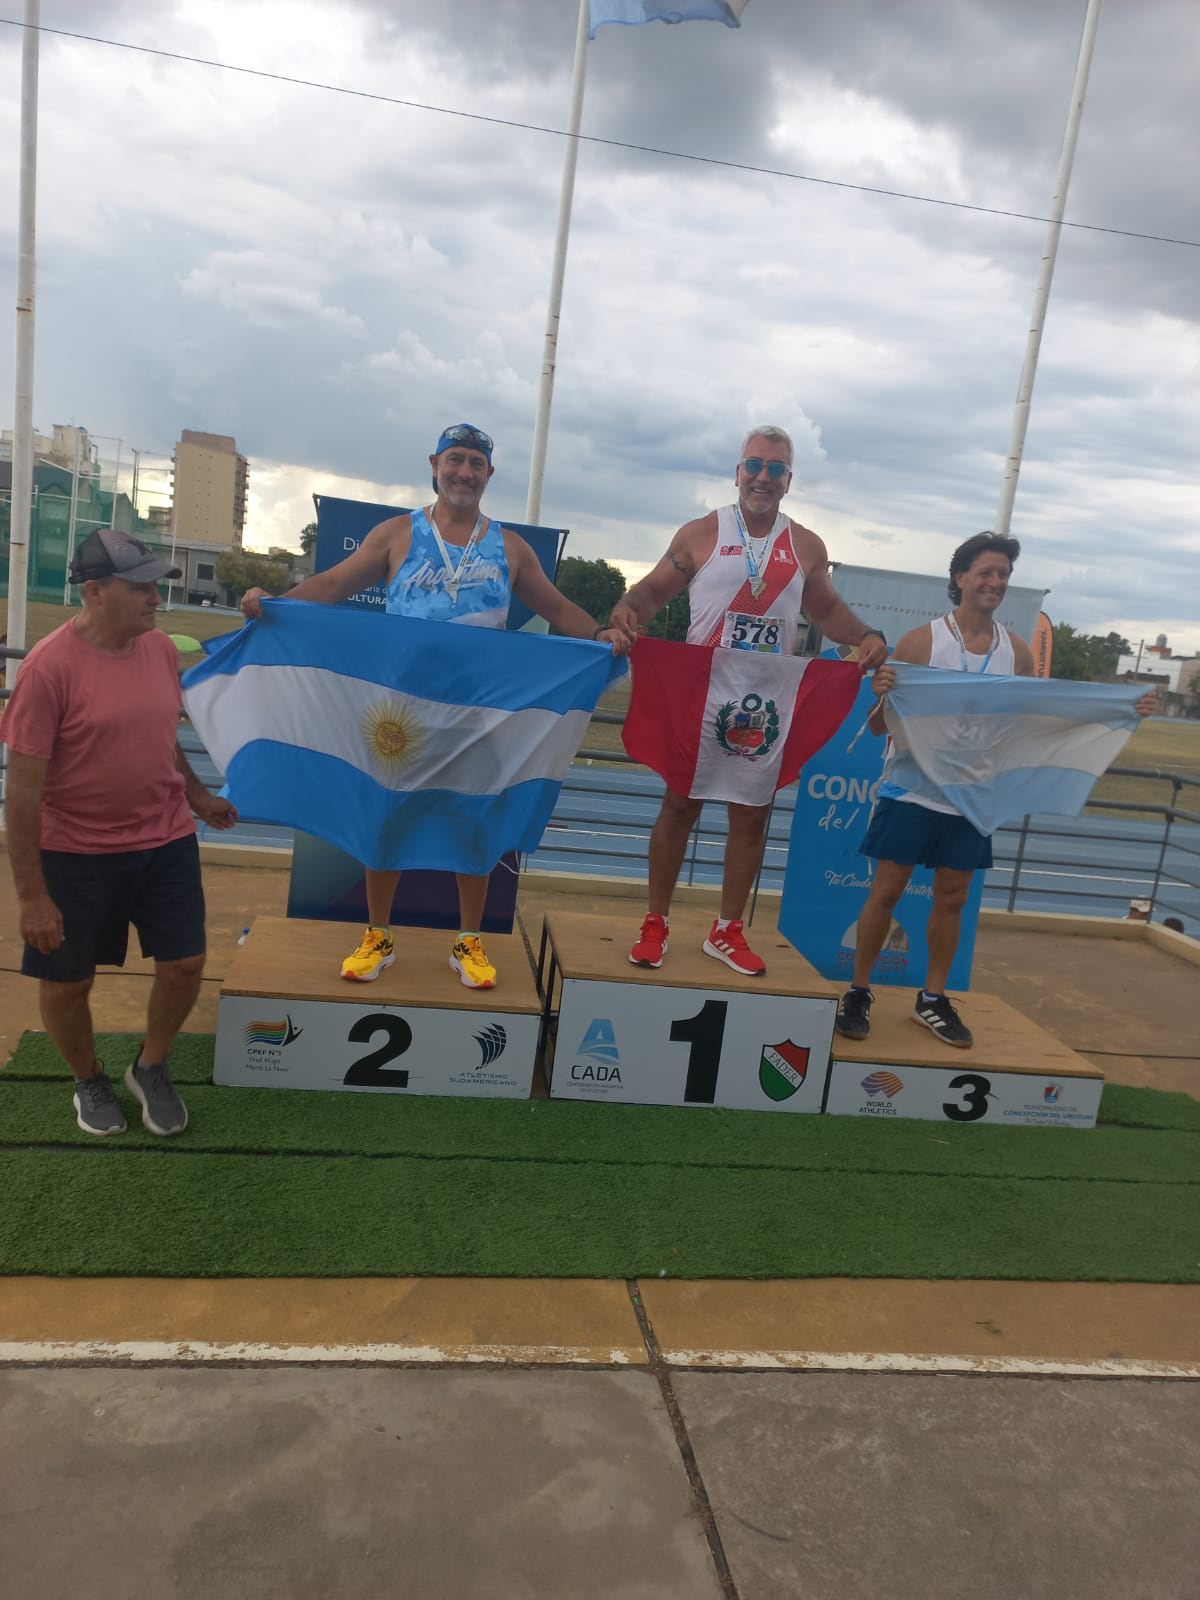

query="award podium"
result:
[214,917,540,1098]
[214,911,1104,1129]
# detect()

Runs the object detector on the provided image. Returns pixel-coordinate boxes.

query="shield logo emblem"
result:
[759,1040,810,1102]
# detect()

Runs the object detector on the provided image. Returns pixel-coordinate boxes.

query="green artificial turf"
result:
[1,1032,1197,1282]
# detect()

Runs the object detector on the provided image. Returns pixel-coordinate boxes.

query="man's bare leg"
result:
[647,789,704,917]
[925,867,973,995]
[455,873,489,932]
[852,860,915,987]
[143,954,206,1063]
[365,869,401,927]
[719,802,771,921]
[39,977,100,1079]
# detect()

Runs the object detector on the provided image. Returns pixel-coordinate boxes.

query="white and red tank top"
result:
[686,505,809,656]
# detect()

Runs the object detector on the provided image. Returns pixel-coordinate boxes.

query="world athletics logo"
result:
[244,1016,303,1048]
[861,1070,904,1099]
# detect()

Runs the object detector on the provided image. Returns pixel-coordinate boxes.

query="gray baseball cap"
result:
[69,528,182,585]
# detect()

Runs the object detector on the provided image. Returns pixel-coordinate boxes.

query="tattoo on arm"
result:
[668,551,693,578]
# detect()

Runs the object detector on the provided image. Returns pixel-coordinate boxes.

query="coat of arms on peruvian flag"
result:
[715,692,779,757]
[759,1040,810,1102]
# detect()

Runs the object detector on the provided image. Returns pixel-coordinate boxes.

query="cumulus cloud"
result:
[0,0,1195,649]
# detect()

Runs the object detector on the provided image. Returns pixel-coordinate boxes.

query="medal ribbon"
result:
[733,506,779,599]
[945,612,1000,674]
[427,509,486,599]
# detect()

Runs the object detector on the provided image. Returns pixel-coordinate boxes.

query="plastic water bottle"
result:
[236,927,251,947]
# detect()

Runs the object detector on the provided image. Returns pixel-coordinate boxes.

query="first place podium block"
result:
[215,917,540,1098]
[539,908,839,1112]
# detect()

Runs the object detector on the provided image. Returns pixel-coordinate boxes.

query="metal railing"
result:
[2,644,1197,930]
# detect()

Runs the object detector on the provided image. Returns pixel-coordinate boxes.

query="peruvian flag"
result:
[623,637,861,805]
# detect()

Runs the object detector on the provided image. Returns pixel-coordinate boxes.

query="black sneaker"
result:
[835,988,873,1040]
[912,992,973,1049]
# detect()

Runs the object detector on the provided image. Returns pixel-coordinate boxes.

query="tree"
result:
[299,521,318,557]
[1050,623,1132,681]
[215,551,292,602]
[645,588,691,643]
[554,556,626,624]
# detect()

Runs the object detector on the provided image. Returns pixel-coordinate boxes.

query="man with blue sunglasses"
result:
[242,423,633,989]
[609,425,886,977]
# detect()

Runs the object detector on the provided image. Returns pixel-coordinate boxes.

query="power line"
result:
[3,16,1198,250]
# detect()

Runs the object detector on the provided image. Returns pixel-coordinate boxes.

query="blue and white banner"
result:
[779,668,983,992]
[589,1,750,37]
[183,600,624,876]
[884,666,1143,836]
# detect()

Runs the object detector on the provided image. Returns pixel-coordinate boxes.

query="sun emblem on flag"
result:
[715,692,780,758]
[360,699,424,774]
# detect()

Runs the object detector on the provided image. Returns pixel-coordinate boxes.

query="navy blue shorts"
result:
[860,796,993,873]
[22,833,206,984]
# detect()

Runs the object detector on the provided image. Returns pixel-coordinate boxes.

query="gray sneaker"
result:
[125,1057,189,1136]
[73,1070,127,1137]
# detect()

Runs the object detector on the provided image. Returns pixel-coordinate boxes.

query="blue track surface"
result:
[181,729,1200,936]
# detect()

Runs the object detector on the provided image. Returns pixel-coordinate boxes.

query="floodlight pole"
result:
[995,0,1103,535]
[6,0,40,690]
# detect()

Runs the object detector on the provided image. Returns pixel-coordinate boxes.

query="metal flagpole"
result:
[6,0,40,691]
[995,0,1103,536]
[524,0,591,527]
[62,425,82,606]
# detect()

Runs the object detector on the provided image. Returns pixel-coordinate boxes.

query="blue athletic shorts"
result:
[22,833,206,983]
[860,796,993,873]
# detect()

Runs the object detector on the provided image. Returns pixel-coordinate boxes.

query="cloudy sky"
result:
[1,0,1197,649]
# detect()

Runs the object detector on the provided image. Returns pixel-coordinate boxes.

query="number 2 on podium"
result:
[669,999,728,1104]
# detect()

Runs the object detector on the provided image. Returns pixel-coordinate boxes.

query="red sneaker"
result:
[703,919,766,976]
[629,913,670,968]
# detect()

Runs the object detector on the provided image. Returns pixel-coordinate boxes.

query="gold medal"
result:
[750,576,766,599]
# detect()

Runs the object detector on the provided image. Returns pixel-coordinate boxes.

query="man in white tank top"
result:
[608,425,888,977]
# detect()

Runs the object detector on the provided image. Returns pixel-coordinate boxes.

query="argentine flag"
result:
[883,665,1144,836]
[183,600,624,875]
[588,2,750,37]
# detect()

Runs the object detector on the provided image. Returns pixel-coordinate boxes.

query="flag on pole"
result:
[883,665,1143,836]
[183,600,624,875]
[588,2,751,38]
[622,637,861,805]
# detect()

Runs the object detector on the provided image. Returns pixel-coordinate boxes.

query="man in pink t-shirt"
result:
[0,529,237,1136]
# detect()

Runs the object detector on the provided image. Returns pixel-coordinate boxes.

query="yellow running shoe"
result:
[450,934,496,989]
[341,926,395,982]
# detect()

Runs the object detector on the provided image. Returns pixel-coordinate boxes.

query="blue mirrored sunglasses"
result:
[739,457,789,480]
[440,424,494,455]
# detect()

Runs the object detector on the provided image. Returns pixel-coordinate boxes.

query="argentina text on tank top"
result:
[385,507,511,629]
[686,505,809,656]
[879,614,1016,814]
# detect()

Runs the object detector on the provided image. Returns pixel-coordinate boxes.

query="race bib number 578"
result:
[722,612,782,653]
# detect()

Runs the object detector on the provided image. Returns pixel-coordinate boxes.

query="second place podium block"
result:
[215,917,540,1098]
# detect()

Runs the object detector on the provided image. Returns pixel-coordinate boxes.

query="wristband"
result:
[860,628,887,651]
[594,624,610,640]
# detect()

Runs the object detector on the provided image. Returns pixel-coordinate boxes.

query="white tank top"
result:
[927,613,1015,674]
[686,505,809,655]
[881,613,1016,814]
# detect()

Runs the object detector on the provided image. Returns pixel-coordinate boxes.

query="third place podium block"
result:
[215,917,539,1098]
[538,907,839,1112]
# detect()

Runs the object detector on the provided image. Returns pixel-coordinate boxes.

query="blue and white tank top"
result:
[385,507,510,629]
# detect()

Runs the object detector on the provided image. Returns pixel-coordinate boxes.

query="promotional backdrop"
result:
[778,660,985,991]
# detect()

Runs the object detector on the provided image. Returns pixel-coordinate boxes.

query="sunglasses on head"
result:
[441,425,494,454]
[739,457,789,480]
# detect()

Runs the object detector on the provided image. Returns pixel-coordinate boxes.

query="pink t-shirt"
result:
[0,621,195,853]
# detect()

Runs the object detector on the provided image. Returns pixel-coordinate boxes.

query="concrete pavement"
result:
[2,1364,1196,1599]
